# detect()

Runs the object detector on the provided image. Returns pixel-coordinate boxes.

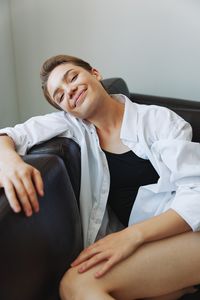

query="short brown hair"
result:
[40,54,93,110]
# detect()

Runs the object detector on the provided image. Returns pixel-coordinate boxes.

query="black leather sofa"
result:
[0,78,200,300]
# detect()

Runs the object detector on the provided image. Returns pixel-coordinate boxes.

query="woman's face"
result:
[47,63,104,119]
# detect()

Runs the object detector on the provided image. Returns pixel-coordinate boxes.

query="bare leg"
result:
[59,288,115,300]
[59,231,200,300]
[59,275,115,300]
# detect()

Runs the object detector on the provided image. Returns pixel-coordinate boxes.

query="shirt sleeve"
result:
[152,107,200,231]
[0,112,72,155]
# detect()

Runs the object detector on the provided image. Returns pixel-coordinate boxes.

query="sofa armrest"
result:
[0,154,83,300]
[28,137,81,203]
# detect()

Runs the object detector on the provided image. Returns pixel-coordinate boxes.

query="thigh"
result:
[110,231,200,299]
[66,231,200,300]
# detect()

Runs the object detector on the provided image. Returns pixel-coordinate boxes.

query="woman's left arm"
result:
[71,208,191,277]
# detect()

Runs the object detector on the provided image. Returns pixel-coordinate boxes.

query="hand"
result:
[0,158,44,217]
[71,227,143,278]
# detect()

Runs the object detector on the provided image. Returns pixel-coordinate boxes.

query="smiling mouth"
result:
[73,89,87,107]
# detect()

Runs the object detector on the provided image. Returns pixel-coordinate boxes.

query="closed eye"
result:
[59,94,64,103]
[71,74,78,82]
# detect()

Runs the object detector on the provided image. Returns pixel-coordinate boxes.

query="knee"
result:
[59,265,108,300]
[59,267,80,300]
[59,267,95,300]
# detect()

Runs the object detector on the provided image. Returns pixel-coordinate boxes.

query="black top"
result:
[103,150,159,227]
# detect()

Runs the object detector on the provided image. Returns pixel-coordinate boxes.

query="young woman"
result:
[0,55,200,300]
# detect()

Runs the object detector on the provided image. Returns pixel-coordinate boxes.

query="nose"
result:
[66,83,77,99]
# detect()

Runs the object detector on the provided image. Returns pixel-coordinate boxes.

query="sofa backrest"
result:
[102,77,200,142]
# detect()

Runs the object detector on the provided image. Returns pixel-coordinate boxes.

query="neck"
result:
[88,95,125,134]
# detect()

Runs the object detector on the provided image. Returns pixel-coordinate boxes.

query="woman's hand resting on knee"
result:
[71,226,144,278]
[71,210,192,278]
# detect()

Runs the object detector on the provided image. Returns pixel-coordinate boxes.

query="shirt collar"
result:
[113,94,138,142]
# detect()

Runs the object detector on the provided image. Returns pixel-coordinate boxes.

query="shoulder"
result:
[124,95,179,124]
[136,103,192,141]
[137,103,178,121]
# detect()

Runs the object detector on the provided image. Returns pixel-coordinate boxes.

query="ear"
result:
[91,68,102,81]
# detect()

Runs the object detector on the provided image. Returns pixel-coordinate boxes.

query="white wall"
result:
[0,0,19,127]
[9,0,200,122]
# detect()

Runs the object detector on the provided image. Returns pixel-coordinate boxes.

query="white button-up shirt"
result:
[1,94,200,247]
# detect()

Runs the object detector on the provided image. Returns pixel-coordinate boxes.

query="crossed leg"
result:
[59,231,200,300]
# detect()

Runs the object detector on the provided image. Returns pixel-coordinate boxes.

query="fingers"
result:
[13,176,34,216]
[78,252,109,273]
[3,178,21,213]
[76,250,119,278]
[72,244,101,266]
[94,257,117,278]
[32,168,44,197]
[72,240,120,278]
[14,167,43,216]
[71,232,132,278]
[0,165,44,217]
[22,173,40,214]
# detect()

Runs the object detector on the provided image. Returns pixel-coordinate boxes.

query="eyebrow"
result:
[52,68,74,100]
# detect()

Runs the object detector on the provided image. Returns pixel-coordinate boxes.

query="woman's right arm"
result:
[0,135,44,216]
